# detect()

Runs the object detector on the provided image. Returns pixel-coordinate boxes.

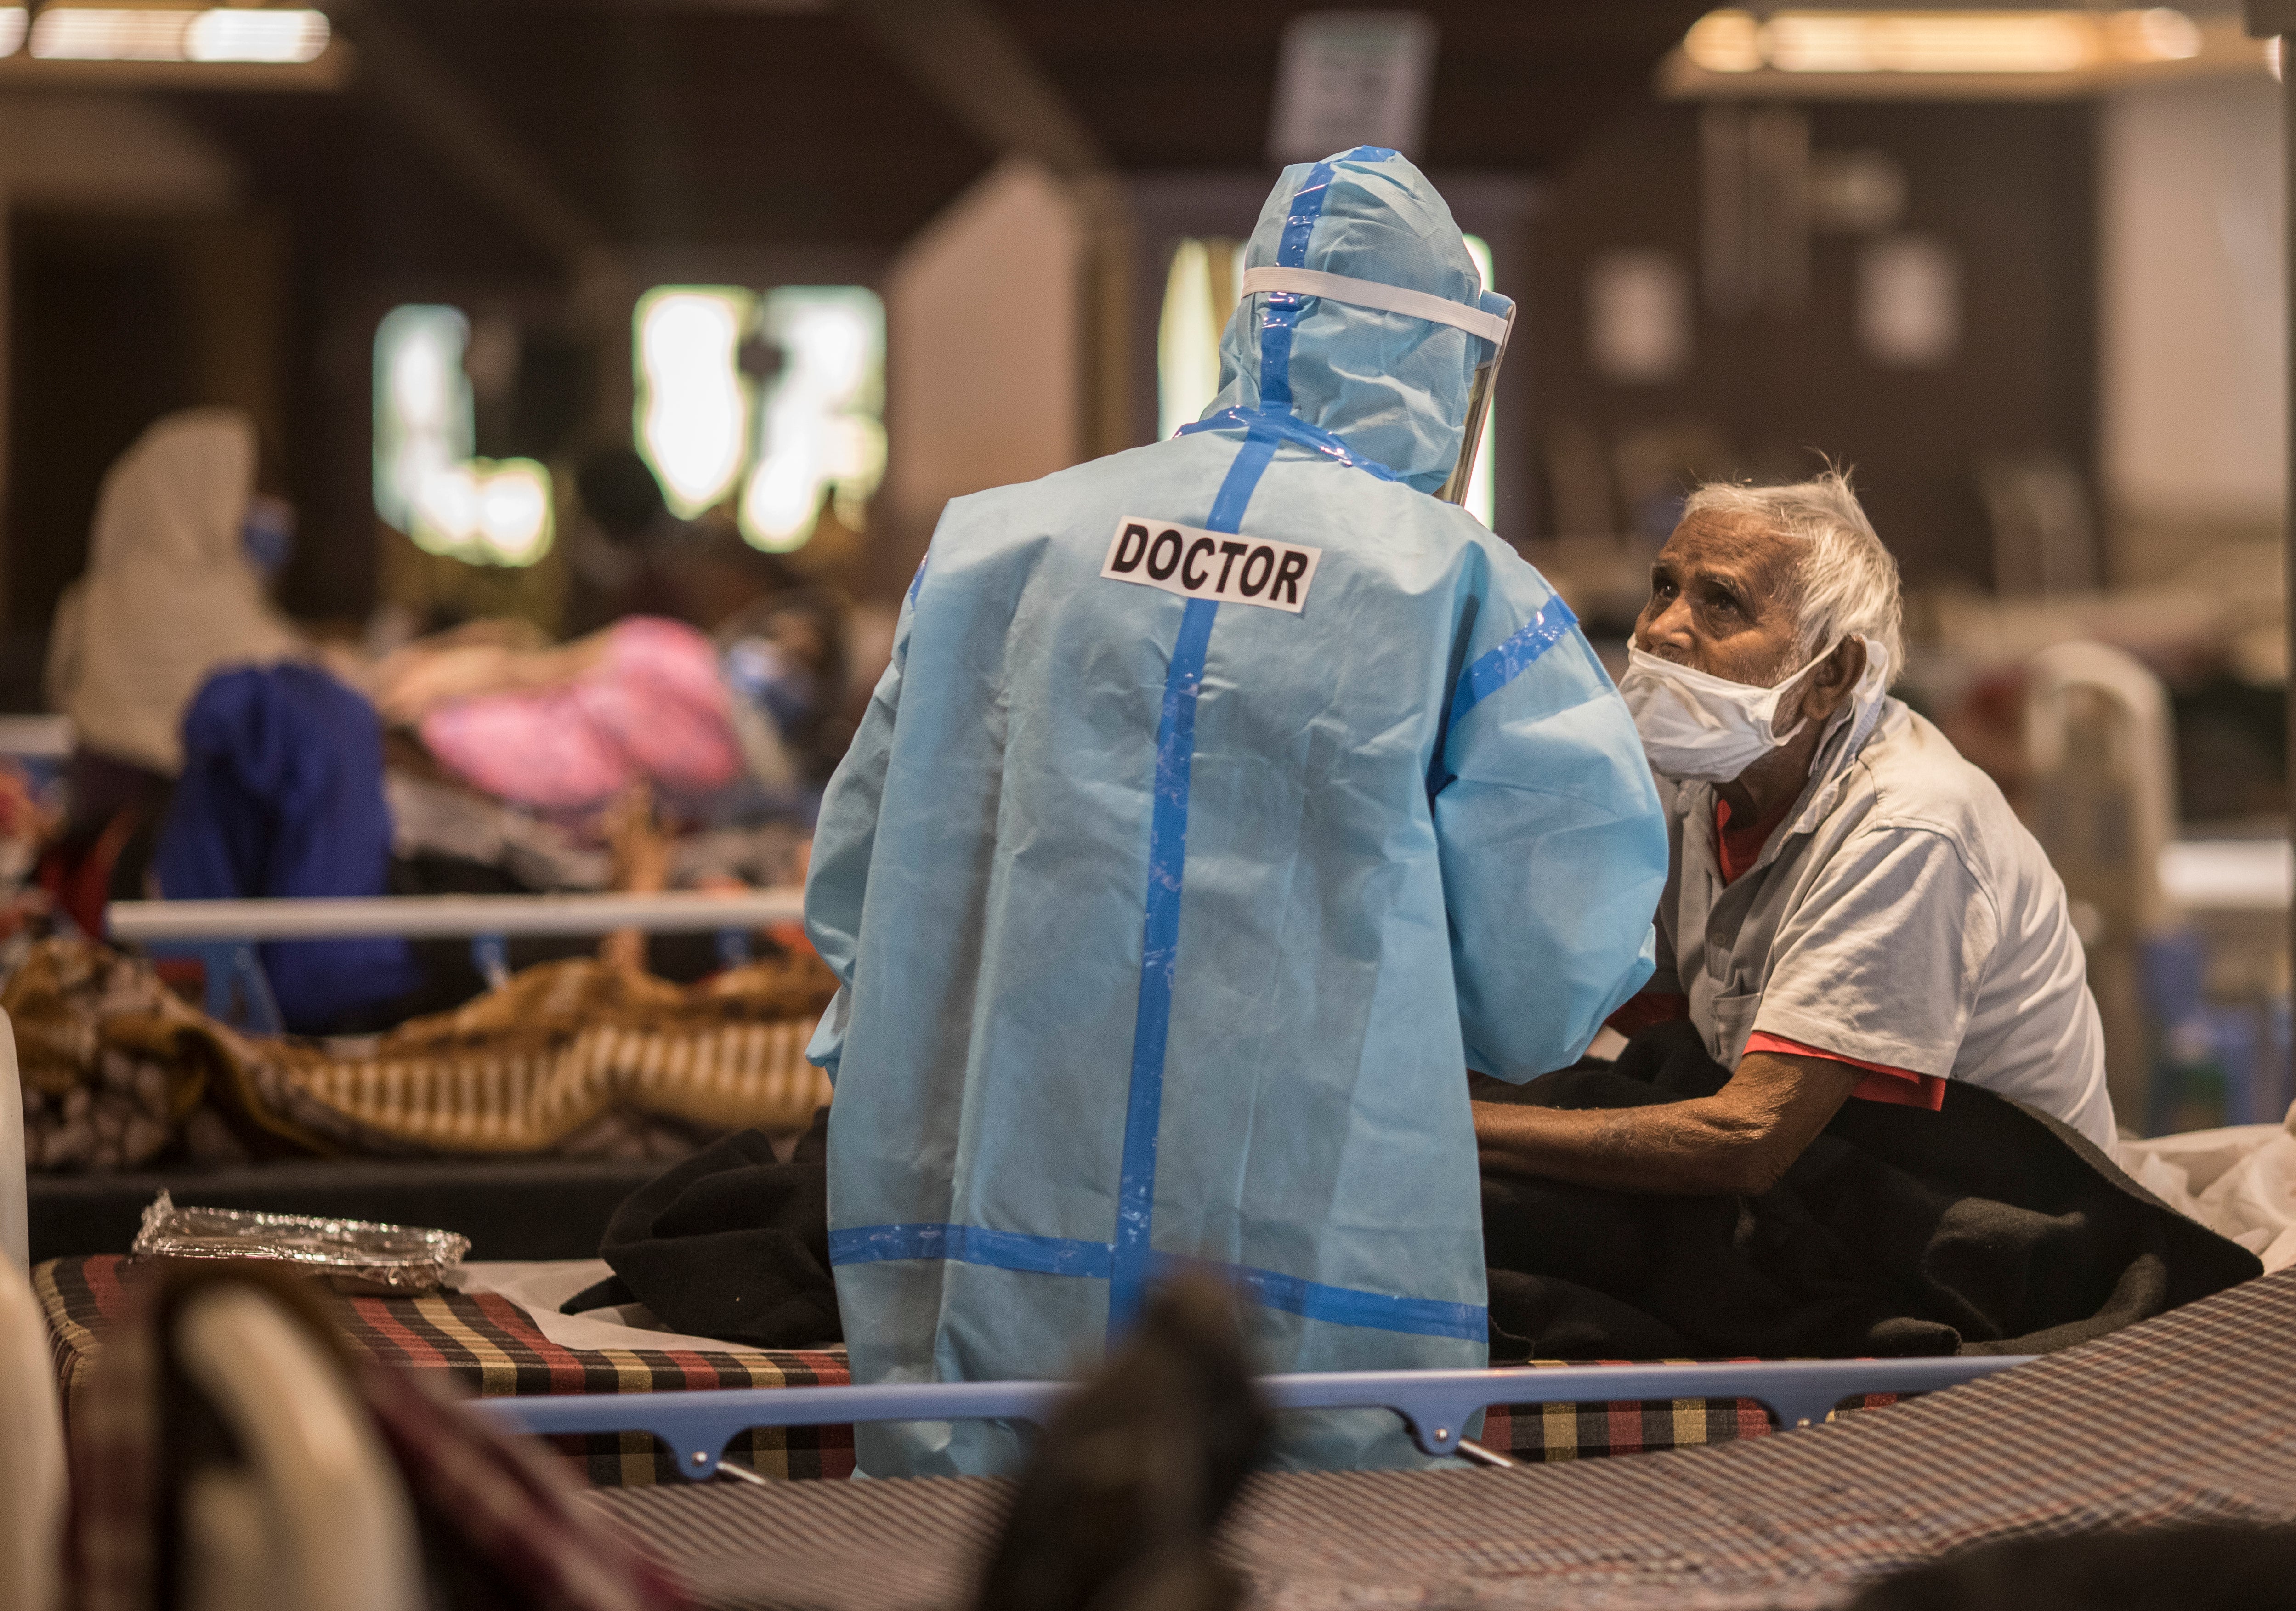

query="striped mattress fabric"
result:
[590,1266,2296,1611]
[224,954,839,1156]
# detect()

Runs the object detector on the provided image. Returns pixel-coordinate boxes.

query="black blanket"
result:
[1481,1023,2259,1360]
[565,1110,838,1348]
[569,1025,2260,1358]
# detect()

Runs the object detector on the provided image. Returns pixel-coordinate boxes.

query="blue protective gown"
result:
[805,148,1668,1476]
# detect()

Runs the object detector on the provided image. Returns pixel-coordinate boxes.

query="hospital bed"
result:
[469,1282,2287,1605]
[473,1355,2032,1478]
[29,1243,2030,1486]
[561,1265,2296,1611]
[31,890,810,1265]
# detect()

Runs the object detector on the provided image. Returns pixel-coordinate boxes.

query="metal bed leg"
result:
[150,941,285,1034]
[1453,1438,1517,1469]
[470,935,510,992]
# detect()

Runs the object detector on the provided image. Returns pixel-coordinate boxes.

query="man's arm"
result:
[1472,1050,1861,1196]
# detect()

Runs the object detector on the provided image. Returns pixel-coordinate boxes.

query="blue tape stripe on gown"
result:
[1426,592,1580,798]
[1108,149,1400,1339]
[1106,421,1280,1336]
[1176,407,1398,481]
[1450,593,1580,726]
[1181,1257,1488,1344]
[830,1221,1487,1342]
[829,1222,1113,1280]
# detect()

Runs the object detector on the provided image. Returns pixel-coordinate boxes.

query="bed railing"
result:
[106,890,807,1032]
[473,1356,2035,1478]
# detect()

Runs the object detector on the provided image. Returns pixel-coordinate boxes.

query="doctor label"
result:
[1101,518,1322,614]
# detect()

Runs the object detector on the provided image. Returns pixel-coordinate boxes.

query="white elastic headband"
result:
[1238,266,1510,346]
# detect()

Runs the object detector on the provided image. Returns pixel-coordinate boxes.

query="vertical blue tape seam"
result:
[829,1221,1486,1343]
[1108,148,1399,1337]
[1253,153,1345,413]
[1107,419,1282,1337]
[1426,593,1582,799]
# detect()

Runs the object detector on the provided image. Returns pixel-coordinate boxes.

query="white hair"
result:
[1679,469,1903,685]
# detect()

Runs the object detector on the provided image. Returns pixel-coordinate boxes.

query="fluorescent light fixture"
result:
[636,287,753,520]
[187,7,328,62]
[28,6,327,63]
[1682,8,2204,76]
[0,9,25,56]
[2109,7,2201,62]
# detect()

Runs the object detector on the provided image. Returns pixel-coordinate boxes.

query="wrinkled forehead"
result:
[1659,508,1802,604]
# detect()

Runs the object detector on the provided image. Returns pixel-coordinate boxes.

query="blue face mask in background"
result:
[723,635,817,736]
[243,494,296,577]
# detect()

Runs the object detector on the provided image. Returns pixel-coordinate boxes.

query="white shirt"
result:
[1650,696,2117,1152]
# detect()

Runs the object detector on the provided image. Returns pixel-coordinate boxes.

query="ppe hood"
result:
[1203,147,1513,495]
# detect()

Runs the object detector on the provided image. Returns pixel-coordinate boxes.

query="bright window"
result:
[635,284,885,553]
[1157,238,1245,442]
[635,288,751,519]
[742,287,886,552]
[373,304,553,567]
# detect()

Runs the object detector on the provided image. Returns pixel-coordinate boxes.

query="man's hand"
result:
[1472,1051,1862,1197]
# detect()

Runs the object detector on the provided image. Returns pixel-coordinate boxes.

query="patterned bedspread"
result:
[35,1254,1890,1486]
[35,1254,852,1484]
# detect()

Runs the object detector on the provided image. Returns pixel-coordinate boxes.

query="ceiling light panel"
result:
[25,6,328,64]
[1683,9,2210,77]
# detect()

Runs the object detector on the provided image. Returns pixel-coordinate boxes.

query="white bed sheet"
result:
[449,1259,842,1358]
[2120,1119,2296,1272]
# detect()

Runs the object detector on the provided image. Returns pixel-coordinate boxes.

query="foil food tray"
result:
[131,1190,471,1295]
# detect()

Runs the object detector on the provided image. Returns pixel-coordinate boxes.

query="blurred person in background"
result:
[42,408,303,929]
[1475,472,2115,1198]
[565,445,706,634]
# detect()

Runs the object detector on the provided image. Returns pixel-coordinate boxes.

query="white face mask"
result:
[1618,643,1836,784]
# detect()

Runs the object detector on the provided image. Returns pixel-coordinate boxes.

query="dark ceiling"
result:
[180,1,1710,265]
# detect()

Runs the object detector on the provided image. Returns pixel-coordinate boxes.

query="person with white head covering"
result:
[46,407,301,779]
[1474,469,2116,1198]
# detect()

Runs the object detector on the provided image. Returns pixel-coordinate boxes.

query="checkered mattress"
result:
[33,1254,1886,1484]
[34,1255,852,1485]
[591,1267,2296,1611]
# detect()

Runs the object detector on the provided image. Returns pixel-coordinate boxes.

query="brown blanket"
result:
[9,937,837,1168]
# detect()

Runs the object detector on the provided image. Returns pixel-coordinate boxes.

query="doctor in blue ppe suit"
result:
[805,147,1669,1476]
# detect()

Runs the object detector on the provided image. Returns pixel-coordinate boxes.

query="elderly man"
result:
[1475,472,2115,1197]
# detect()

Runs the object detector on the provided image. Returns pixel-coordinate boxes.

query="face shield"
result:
[1238,265,1515,505]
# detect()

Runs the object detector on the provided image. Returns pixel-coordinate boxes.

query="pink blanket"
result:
[421,618,743,811]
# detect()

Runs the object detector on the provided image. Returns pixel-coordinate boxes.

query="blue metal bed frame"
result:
[471,1356,2034,1479]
